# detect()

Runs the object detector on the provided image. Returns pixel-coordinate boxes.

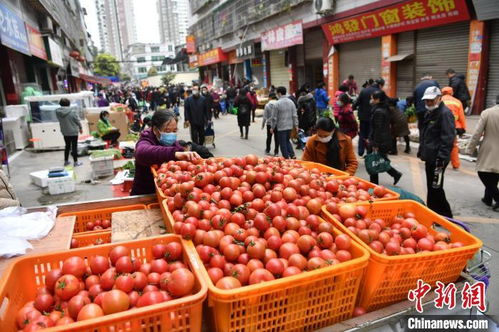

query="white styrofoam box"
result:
[31,170,74,188]
[3,116,29,149]
[48,176,76,195]
[90,155,114,178]
[4,104,28,118]
[118,141,136,150]
[30,120,90,149]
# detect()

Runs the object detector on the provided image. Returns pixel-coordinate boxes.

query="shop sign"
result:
[466,20,484,107]
[236,42,255,59]
[189,54,198,68]
[69,58,80,78]
[186,35,196,54]
[47,37,63,67]
[227,50,243,64]
[26,24,47,60]
[322,0,470,44]
[198,48,227,66]
[0,2,30,55]
[261,21,303,51]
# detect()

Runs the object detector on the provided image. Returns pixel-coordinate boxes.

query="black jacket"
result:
[413,80,440,114]
[184,95,209,126]
[369,104,392,154]
[235,95,252,127]
[418,102,456,164]
[297,93,317,132]
[449,74,470,105]
[355,85,380,122]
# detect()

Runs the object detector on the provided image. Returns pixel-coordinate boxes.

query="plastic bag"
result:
[365,151,392,175]
[0,206,57,240]
[0,235,33,258]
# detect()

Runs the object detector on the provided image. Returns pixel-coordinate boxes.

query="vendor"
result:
[131,110,200,195]
[97,111,121,146]
[302,117,358,175]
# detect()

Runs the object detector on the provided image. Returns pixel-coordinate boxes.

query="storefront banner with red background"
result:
[322,0,470,44]
[261,21,303,51]
[186,35,196,54]
[198,48,227,66]
[26,24,47,60]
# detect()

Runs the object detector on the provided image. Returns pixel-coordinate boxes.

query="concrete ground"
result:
[6,112,499,321]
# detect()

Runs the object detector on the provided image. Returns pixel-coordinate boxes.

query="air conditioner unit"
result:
[40,17,53,33]
[314,0,335,15]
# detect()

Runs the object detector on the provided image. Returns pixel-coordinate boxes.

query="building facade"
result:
[157,0,190,46]
[123,43,177,80]
[187,0,499,114]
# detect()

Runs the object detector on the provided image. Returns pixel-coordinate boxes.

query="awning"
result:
[385,53,413,62]
[79,74,112,85]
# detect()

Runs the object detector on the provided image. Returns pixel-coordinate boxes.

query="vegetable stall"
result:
[0,155,489,331]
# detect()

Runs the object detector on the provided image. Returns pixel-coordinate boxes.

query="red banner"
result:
[261,21,303,51]
[186,35,196,54]
[26,24,47,60]
[322,0,470,44]
[198,48,227,66]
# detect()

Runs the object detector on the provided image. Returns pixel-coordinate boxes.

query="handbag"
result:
[365,151,392,175]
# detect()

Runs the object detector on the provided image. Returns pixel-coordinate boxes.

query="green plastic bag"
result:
[365,151,391,175]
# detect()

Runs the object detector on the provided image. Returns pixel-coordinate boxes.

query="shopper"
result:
[368,90,403,185]
[97,111,121,146]
[333,85,349,119]
[271,86,299,159]
[388,98,410,155]
[131,110,200,195]
[225,85,237,115]
[262,92,279,155]
[342,75,358,96]
[235,88,253,139]
[466,94,499,211]
[336,93,358,139]
[413,73,440,133]
[211,88,221,119]
[184,86,209,145]
[395,96,413,153]
[302,117,358,176]
[441,87,467,169]
[446,68,471,110]
[201,85,214,120]
[355,78,384,156]
[314,82,329,117]
[56,98,83,166]
[297,89,317,136]
[97,93,109,107]
[418,86,456,218]
[247,87,258,122]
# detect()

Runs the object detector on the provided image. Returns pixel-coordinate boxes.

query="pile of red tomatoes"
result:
[16,242,195,331]
[326,203,464,256]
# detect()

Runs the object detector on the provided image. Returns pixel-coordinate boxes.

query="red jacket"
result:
[247,92,258,110]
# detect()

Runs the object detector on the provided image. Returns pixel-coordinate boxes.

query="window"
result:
[151,46,160,52]
[151,55,165,62]
[158,65,167,72]
[137,57,146,63]
[168,45,173,52]
[138,67,147,73]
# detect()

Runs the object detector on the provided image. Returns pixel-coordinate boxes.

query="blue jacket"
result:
[314,88,329,109]
[413,79,440,114]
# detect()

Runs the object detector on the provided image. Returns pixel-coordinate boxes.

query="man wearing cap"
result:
[418,86,456,218]
[413,73,440,133]
[442,87,467,170]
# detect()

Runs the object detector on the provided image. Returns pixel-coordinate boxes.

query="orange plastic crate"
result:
[147,202,160,209]
[161,199,175,233]
[321,200,482,312]
[296,160,350,179]
[329,176,401,202]
[0,235,207,332]
[72,230,111,248]
[185,225,369,332]
[59,204,147,234]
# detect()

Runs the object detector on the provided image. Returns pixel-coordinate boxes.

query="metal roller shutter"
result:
[339,37,381,89]
[270,50,289,89]
[486,19,499,108]
[305,29,324,60]
[251,63,264,87]
[415,22,469,86]
[396,31,415,98]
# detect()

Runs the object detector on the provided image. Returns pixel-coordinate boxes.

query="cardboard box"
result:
[85,110,128,142]
[48,176,76,195]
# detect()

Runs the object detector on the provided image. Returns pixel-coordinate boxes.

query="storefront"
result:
[26,24,51,94]
[234,42,265,87]
[486,19,499,108]
[303,28,325,88]
[198,48,227,85]
[339,37,381,91]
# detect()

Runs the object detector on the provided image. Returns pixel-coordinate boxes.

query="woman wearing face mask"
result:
[131,110,201,195]
[336,93,358,139]
[302,117,358,175]
[368,90,403,185]
[97,111,121,146]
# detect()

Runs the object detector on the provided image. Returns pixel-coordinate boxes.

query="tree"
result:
[161,72,176,85]
[148,66,158,77]
[93,53,120,77]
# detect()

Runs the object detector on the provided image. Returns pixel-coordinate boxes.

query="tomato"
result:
[16,307,41,329]
[247,241,265,260]
[62,256,86,278]
[115,275,134,293]
[411,224,428,240]
[208,267,224,284]
[48,310,63,324]
[416,237,433,252]
[84,275,100,290]
[435,232,450,243]
[338,204,356,219]
[101,290,130,315]
[353,307,366,317]
[85,221,94,231]
[279,242,300,259]
[385,242,401,256]
[167,268,195,297]
[137,291,166,307]
[34,293,54,313]
[282,187,297,202]
[223,244,241,262]
[45,269,63,293]
[216,276,242,289]
[143,285,159,293]
[109,246,130,265]
[102,219,111,229]
[307,257,327,270]
[249,268,275,284]
[306,199,322,215]
[433,241,449,251]
[247,259,264,272]
[402,238,417,250]
[88,284,104,301]
[296,235,315,254]
[150,259,169,274]
[266,235,282,251]
[55,316,74,326]
[283,266,302,277]
[152,244,167,259]
[334,234,351,250]
[24,316,54,330]
[114,256,134,274]
[77,303,104,321]
[265,258,285,277]
[68,295,91,319]
[55,275,80,300]
[99,268,116,290]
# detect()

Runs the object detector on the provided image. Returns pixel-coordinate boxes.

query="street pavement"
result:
[8,112,499,321]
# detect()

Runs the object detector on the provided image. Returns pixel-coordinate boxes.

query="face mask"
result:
[370,100,376,105]
[425,105,438,111]
[159,132,177,146]
[317,135,332,143]
[192,90,199,96]
[337,101,344,107]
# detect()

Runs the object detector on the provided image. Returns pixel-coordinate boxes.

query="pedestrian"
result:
[262,92,279,155]
[314,82,329,117]
[297,89,317,136]
[333,85,349,119]
[211,88,221,119]
[336,93,358,139]
[247,87,258,122]
[441,87,467,169]
[395,96,413,153]
[446,68,471,110]
[413,73,440,133]
[234,88,252,139]
[225,85,237,115]
[271,86,299,159]
[368,90,403,185]
[302,117,358,176]
[466,94,499,211]
[126,92,139,113]
[97,110,121,146]
[56,98,83,166]
[342,75,358,96]
[418,86,456,218]
[97,93,109,107]
[184,86,209,145]
[354,78,384,156]
[388,97,410,155]
[201,85,214,119]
